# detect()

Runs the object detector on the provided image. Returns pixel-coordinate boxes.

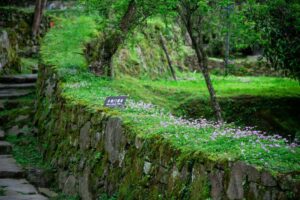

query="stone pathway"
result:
[0,74,37,100]
[0,74,48,200]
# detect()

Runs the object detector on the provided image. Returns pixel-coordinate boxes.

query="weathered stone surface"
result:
[248,182,259,199]
[79,157,87,171]
[104,117,126,164]
[0,89,33,99]
[0,141,12,154]
[158,166,168,184]
[209,170,224,200]
[58,171,68,190]
[279,175,292,190]
[0,179,38,195]
[71,124,78,132]
[91,132,101,148]
[0,155,24,178]
[118,150,126,167]
[44,79,55,97]
[171,165,179,179]
[180,165,190,181]
[0,83,36,90]
[62,175,78,196]
[26,167,53,188]
[143,161,152,175]
[38,188,58,198]
[226,162,246,200]
[292,180,300,200]
[261,171,277,187]
[135,136,143,149]
[0,30,10,71]
[80,121,91,150]
[246,167,260,183]
[7,125,21,136]
[263,189,279,200]
[0,194,48,200]
[79,167,93,200]
[15,115,29,123]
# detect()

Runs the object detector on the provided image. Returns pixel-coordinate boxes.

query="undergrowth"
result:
[40,15,300,174]
[6,135,51,169]
[0,187,4,196]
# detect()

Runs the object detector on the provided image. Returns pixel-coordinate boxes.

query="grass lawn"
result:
[110,75,300,111]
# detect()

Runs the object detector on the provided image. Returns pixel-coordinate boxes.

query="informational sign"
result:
[104,96,127,108]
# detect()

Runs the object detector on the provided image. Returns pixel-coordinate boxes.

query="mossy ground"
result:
[0,187,4,196]
[7,134,50,169]
[40,15,300,174]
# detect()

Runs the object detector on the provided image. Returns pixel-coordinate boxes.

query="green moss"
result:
[189,171,210,200]
[40,16,97,70]
[40,15,300,176]
[98,193,118,200]
[51,193,80,200]
[6,135,51,169]
[20,57,38,73]
[0,187,5,196]
[112,17,192,79]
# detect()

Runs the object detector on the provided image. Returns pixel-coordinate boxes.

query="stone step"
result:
[0,74,37,84]
[0,179,48,200]
[0,193,48,200]
[0,155,24,178]
[0,194,48,200]
[0,83,36,90]
[0,99,34,111]
[0,141,12,154]
[0,89,33,99]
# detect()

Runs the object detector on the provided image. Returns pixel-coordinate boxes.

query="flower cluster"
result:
[66,81,91,89]
[127,100,155,111]
[126,100,299,153]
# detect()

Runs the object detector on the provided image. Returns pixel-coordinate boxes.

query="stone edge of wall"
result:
[35,64,300,200]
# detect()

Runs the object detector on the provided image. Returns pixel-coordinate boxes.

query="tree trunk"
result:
[89,0,137,77]
[224,28,230,76]
[32,0,47,37]
[186,25,223,123]
[159,33,177,81]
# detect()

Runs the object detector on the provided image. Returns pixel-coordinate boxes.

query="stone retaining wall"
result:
[35,65,300,200]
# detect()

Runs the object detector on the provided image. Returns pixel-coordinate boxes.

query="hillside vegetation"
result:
[40,15,300,174]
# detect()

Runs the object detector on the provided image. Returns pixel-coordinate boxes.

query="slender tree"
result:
[177,0,223,122]
[159,32,177,81]
[32,0,47,37]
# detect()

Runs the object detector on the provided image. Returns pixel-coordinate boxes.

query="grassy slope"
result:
[40,16,300,174]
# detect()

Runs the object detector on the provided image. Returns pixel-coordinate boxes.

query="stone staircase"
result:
[0,74,37,134]
[0,74,48,200]
[0,74,37,100]
[0,131,48,199]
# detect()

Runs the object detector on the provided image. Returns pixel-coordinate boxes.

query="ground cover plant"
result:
[40,15,300,174]
[6,134,50,169]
